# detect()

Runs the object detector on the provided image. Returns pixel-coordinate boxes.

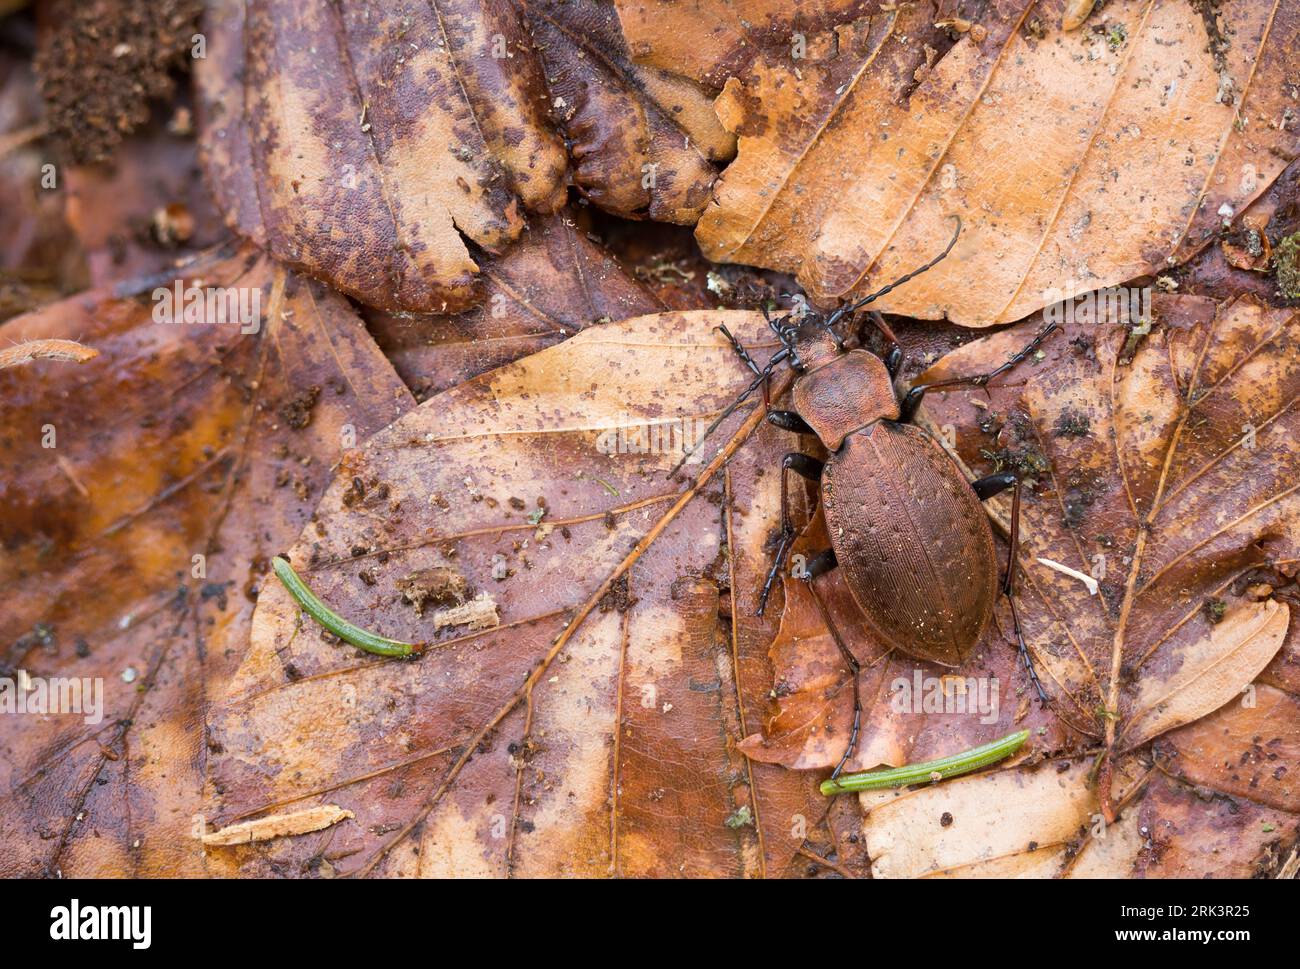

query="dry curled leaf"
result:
[366,212,664,400]
[206,310,844,877]
[199,804,354,846]
[527,0,734,223]
[0,246,414,876]
[0,337,97,369]
[614,0,884,91]
[695,0,1300,325]
[197,0,568,313]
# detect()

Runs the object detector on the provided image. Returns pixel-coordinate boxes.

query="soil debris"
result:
[398,566,469,617]
[34,0,203,163]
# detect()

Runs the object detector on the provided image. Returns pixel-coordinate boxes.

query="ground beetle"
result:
[683,219,1057,778]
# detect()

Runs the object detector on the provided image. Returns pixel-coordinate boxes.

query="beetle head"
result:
[770,311,845,373]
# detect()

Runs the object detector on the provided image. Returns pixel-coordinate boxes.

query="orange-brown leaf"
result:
[197,0,568,313]
[694,0,1300,325]
[0,246,414,876]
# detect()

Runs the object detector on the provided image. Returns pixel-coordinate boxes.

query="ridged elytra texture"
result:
[822,421,997,666]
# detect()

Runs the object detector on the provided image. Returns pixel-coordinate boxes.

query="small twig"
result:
[272,555,425,658]
[0,123,45,160]
[1278,848,1299,880]
[796,845,859,879]
[0,339,98,370]
[820,729,1029,795]
[1036,556,1099,595]
[199,805,354,846]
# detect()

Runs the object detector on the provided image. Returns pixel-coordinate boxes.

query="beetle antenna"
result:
[839,214,962,318]
[667,347,790,480]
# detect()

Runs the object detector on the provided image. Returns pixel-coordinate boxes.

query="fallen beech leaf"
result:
[366,213,664,399]
[208,310,835,877]
[695,0,1300,325]
[1159,683,1300,814]
[0,246,414,876]
[1135,773,1298,878]
[917,293,1296,808]
[1123,599,1289,748]
[528,0,734,222]
[742,292,1295,872]
[200,804,354,846]
[614,0,882,90]
[1135,654,1300,877]
[197,0,568,313]
[862,759,1148,878]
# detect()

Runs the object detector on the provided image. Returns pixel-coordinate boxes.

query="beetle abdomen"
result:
[821,421,998,666]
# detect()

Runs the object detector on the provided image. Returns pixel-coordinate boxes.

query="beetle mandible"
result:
[685,218,1057,778]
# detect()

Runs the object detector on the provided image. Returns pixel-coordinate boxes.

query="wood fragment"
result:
[0,339,99,370]
[1279,848,1299,880]
[1036,556,1099,595]
[431,591,499,631]
[199,805,354,846]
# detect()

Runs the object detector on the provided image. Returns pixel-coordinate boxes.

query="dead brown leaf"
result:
[738,291,1294,874]
[527,0,734,222]
[0,245,414,876]
[614,0,884,91]
[366,212,664,400]
[197,0,568,313]
[694,0,1300,325]
[205,309,840,877]
[923,296,1296,774]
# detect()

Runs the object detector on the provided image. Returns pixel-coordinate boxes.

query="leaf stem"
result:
[271,555,424,658]
[820,729,1029,796]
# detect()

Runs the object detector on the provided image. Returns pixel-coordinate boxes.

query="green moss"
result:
[724,805,754,829]
[1204,598,1228,624]
[1275,232,1300,299]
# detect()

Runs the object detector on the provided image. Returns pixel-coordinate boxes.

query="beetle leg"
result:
[767,409,815,435]
[756,453,824,616]
[897,320,1059,423]
[971,471,1017,501]
[804,548,838,579]
[719,323,778,411]
[803,571,861,780]
[865,311,904,378]
[1002,478,1049,705]
[716,324,762,377]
